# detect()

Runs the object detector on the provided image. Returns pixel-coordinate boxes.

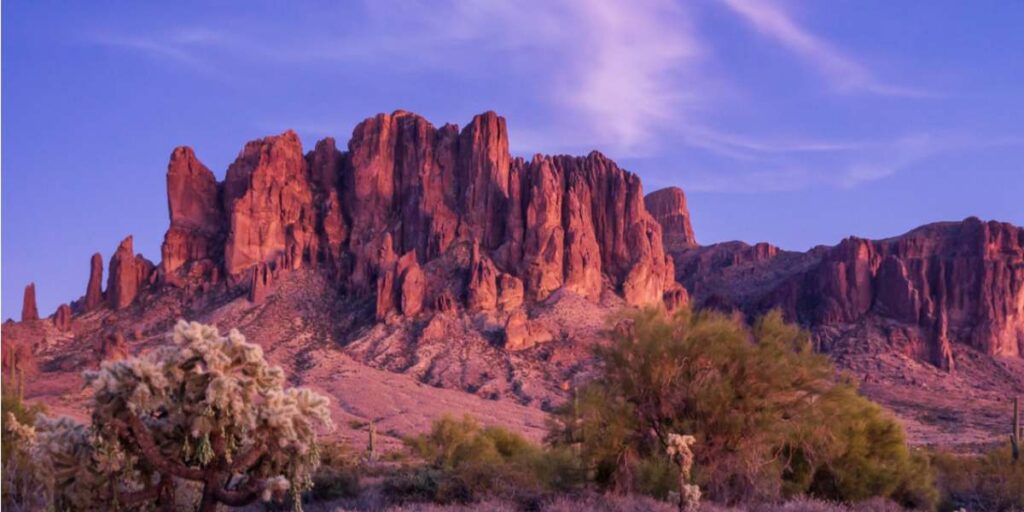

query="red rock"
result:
[53,303,72,331]
[459,112,511,250]
[434,291,457,313]
[467,243,498,311]
[375,268,396,321]
[307,138,348,269]
[497,274,524,311]
[676,217,1024,366]
[223,131,316,276]
[644,187,697,250]
[521,157,565,301]
[504,310,553,351]
[663,284,689,312]
[107,236,152,310]
[397,251,425,317]
[21,283,39,322]
[97,332,128,362]
[248,263,271,304]
[84,253,104,311]
[161,147,223,280]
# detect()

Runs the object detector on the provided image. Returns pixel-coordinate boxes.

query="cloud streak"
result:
[719,0,933,97]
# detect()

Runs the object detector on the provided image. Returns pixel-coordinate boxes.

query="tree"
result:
[7,320,333,511]
[549,307,936,507]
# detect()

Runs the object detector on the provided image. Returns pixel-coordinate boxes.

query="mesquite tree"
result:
[7,320,333,511]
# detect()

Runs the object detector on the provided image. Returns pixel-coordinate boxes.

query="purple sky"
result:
[3,1,1023,318]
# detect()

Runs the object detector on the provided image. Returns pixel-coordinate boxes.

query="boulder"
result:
[503,311,553,351]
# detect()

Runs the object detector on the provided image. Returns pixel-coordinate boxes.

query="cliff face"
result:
[154,111,677,316]
[659,213,1024,368]
[644,187,697,251]
[789,220,1024,361]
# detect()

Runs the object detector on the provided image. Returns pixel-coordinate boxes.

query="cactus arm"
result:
[213,479,267,506]
[119,483,161,505]
[230,443,266,472]
[115,415,204,480]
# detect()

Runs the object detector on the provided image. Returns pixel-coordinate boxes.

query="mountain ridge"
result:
[4,110,1023,447]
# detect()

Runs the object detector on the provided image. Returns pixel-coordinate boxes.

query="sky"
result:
[3,0,1023,318]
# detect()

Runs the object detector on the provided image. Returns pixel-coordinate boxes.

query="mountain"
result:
[3,111,1022,448]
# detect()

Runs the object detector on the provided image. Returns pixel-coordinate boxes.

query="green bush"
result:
[548,307,937,507]
[931,446,1024,511]
[399,415,583,503]
[309,440,360,501]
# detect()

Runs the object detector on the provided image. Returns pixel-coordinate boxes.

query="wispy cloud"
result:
[719,0,933,97]
[83,0,1013,193]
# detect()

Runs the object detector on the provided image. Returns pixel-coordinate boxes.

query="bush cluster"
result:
[931,446,1024,511]
[546,307,938,508]
[388,415,582,504]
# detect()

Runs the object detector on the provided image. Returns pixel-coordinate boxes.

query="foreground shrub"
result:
[932,446,1024,511]
[309,440,361,502]
[549,307,937,507]
[5,320,334,511]
[395,415,583,503]
[1,367,47,510]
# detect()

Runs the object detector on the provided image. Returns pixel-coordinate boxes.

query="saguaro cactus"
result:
[367,420,378,463]
[666,433,701,512]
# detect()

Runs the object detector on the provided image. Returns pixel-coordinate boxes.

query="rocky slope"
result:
[4,110,1022,447]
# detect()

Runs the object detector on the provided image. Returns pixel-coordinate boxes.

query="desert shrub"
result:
[1,369,48,510]
[309,440,360,501]
[549,307,937,507]
[931,446,1024,511]
[398,415,583,503]
[6,320,334,511]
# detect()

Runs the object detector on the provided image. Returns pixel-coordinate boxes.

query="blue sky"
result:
[3,0,1023,318]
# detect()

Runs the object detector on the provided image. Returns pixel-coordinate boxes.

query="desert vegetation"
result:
[3,321,333,511]
[4,312,1023,511]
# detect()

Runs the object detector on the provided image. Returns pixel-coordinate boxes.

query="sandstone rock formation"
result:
[161,147,223,283]
[248,263,271,304]
[645,187,697,251]
[151,111,676,317]
[223,130,316,276]
[504,310,553,351]
[21,283,38,322]
[107,236,153,310]
[665,218,1024,367]
[53,303,72,331]
[84,253,104,311]
[97,332,129,362]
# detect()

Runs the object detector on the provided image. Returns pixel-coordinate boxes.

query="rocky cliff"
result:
[5,111,1022,447]
[152,110,678,319]
[657,210,1024,369]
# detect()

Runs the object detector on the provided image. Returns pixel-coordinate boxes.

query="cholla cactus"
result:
[12,320,334,511]
[666,433,701,512]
